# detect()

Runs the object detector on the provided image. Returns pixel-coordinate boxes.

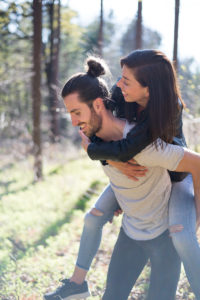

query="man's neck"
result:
[96,111,126,142]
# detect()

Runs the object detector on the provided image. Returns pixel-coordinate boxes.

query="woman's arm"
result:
[87,93,186,163]
[87,121,151,162]
[79,130,148,181]
[107,159,148,181]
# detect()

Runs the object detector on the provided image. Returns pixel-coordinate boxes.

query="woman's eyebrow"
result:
[122,75,130,81]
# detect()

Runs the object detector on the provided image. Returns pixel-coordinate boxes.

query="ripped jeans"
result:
[169,174,200,299]
[76,184,120,270]
[76,175,200,299]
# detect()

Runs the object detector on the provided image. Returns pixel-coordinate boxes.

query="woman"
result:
[44,51,200,300]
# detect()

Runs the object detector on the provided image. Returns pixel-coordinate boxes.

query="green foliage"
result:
[80,10,115,55]
[1,0,200,146]
[0,155,197,299]
[121,17,162,55]
[75,180,101,210]
[0,155,108,298]
[178,58,200,116]
[59,7,85,80]
[0,0,33,137]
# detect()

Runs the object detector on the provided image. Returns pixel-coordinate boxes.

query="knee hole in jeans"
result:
[83,209,104,229]
[90,208,104,216]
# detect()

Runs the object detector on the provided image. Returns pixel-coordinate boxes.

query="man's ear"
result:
[93,98,104,113]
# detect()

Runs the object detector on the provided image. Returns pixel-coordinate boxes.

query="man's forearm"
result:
[192,171,200,223]
[175,149,200,222]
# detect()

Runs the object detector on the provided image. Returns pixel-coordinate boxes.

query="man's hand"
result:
[107,159,148,181]
[79,130,91,151]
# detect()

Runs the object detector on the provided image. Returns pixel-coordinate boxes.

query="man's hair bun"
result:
[85,56,107,77]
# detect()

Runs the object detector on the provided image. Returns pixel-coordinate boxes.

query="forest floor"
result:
[0,143,197,300]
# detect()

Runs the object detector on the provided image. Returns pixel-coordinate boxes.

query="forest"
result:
[0,0,200,299]
[1,0,200,179]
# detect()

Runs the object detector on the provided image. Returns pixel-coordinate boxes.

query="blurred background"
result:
[0,0,200,180]
[1,1,200,299]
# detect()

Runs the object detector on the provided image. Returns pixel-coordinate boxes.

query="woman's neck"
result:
[137,104,145,118]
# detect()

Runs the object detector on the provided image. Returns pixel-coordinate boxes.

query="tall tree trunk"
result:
[173,0,180,70]
[135,0,142,49]
[46,0,61,142]
[32,0,42,180]
[98,0,103,57]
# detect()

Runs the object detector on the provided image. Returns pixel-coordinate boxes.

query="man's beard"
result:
[84,108,102,138]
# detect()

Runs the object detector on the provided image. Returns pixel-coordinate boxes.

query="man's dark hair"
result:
[62,57,110,109]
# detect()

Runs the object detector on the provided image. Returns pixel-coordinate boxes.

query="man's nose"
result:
[71,116,79,127]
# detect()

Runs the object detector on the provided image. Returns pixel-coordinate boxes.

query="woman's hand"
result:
[79,130,91,152]
[109,208,123,223]
[107,159,148,181]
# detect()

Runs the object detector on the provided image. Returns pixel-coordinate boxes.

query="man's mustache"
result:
[78,122,86,128]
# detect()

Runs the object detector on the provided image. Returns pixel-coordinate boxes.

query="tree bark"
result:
[98,0,103,57]
[32,0,42,180]
[46,0,61,142]
[135,0,142,49]
[173,0,180,70]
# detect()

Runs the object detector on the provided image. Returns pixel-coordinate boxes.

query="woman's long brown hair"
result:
[121,49,185,145]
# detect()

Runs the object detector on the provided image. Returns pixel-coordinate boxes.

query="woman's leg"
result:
[169,174,200,299]
[102,227,148,300]
[71,184,119,283]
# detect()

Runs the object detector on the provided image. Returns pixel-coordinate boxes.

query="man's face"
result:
[64,92,102,137]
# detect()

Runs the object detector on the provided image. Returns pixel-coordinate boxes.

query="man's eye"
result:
[75,112,80,116]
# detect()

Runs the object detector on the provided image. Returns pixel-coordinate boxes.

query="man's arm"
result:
[175,149,200,225]
[135,142,200,224]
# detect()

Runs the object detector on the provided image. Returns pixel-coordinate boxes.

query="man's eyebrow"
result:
[69,108,80,114]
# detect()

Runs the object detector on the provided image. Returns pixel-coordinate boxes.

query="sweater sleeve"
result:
[87,120,152,162]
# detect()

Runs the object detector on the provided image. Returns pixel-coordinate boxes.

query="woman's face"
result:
[117,65,149,108]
